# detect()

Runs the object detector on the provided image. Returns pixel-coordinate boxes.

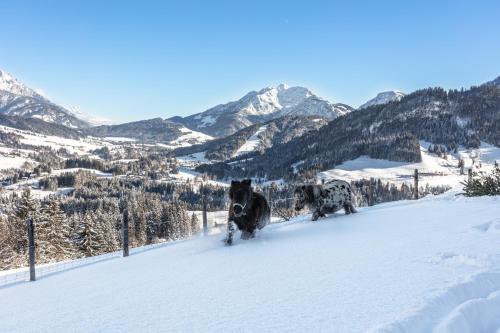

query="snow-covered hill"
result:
[0,69,90,128]
[173,116,328,162]
[359,90,405,109]
[1,191,500,332]
[175,83,352,137]
[318,141,500,188]
[84,118,213,146]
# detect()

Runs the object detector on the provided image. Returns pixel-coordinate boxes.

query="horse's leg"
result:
[312,199,324,221]
[348,202,357,214]
[241,226,256,240]
[344,202,352,215]
[225,220,236,246]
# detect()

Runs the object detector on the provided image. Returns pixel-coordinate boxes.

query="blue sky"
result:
[1,0,500,123]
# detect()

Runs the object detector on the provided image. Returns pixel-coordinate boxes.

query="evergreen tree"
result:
[36,197,75,262]
[190,213,200,235]
[462,165,500,196]
[77,213,105,257]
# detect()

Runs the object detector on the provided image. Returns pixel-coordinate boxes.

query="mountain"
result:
[0,114,82,139]
[197,81,500,180]
[0,69,90,128]
[173,84,353,137]
[84,117,212,146]
[359,90,405,109]
[483,76,500,87]
[174,116,328,161]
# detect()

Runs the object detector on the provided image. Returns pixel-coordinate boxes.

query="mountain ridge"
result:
[0,69,90,128]
[173,83,353,137]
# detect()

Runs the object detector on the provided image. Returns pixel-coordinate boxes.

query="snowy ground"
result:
[0,125,106,155]
[1,191,500,332]
[0,153,34,170]
[318,142,500,187]
[233,124,268,157]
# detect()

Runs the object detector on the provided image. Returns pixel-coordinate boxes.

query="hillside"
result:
[174,116,328,162]
[1,192,500,332]
[201,83,500,180]
[83,117,212,145]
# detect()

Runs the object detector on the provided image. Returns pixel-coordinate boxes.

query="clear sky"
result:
[1,0,500,123]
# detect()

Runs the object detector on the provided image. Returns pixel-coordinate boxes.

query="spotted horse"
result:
[294,179,356,221]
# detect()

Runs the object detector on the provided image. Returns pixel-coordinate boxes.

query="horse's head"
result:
[229,179,252,217]
[294,185,309,211]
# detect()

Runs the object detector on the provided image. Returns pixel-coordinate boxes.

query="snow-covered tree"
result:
[77,213,105,257]
[36,197,75,262]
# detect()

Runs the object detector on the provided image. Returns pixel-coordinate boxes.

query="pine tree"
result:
[190,213,200,235]
[462,165,500,196]
[77,213,104,257]
[9,189,39,256]
[36,197,75,263]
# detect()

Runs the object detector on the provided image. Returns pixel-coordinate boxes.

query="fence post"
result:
[202,195,208,236]
[368,182,374,206]
[27,218,36,281]
[268,186,273,218]
[414,169,419,200]
[122,209,129,257]
[468,168,473,183]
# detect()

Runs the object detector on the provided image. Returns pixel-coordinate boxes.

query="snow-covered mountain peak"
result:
[0,69,90,128]
[178,84,353,137]
[276,83,290,91]
[0,69,45,100]
[359,90,405,109]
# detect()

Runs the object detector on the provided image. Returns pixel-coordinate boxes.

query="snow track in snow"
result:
[371,272,500,333]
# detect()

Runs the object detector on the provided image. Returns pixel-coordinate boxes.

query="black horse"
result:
[225,179,270,245]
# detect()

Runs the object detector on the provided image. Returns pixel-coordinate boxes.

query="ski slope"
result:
[1,192,500,333]
[233,125,268,157]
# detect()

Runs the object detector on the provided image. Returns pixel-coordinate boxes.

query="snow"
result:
[168,168,229,187]
[189,84,351,134]
[0,125,107,155]
[0,69,45,99]
[103,137,137,142]
[51,168,112,177]
[0,154,34,170]
[1,191,500,332]
[198,115,217,127]
[233,125,268,157]
[359,90,405,109]
[177,151,209,166]
[318,142,500,187]
[160,127,213,148]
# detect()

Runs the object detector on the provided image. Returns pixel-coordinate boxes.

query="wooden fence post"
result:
[27,218,36,281]
[122,209,129,257]
[268,187,273,218]
[368,182,374,207]
[414,169,419,200]
[468,168,473,183]
[202,195,208,236]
